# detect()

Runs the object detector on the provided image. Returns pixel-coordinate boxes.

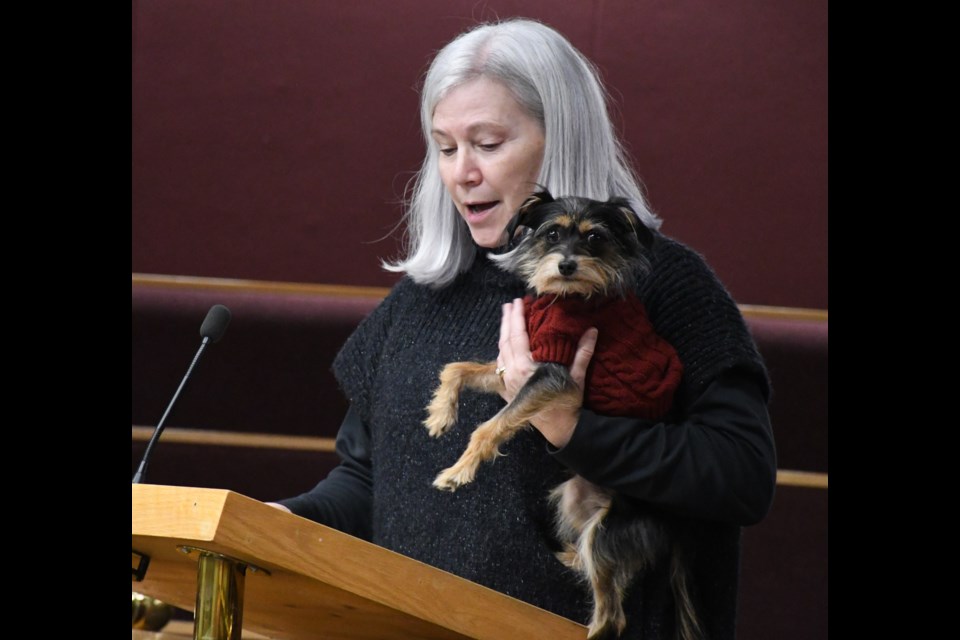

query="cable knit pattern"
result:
[525,294,684,418]
[331,234,768,639]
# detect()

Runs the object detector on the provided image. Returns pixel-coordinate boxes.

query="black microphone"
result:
[132,304,232,484]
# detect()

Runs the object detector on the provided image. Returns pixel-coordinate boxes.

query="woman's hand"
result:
[496,298,537,402]
[496,298,598,448]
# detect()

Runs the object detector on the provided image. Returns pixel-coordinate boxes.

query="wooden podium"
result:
[132,484,588,639]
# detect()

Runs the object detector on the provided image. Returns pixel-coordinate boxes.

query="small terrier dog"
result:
[423,190,701,640]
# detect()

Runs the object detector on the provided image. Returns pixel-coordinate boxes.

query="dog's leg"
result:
[550,477,612,571]
[577,505,628,639]
[670,544,703,640]
[584,503,675,640]
[550,481,583,570]
[433,364,580,490]
[555,482,639,639]
[424,361,500,437]
[432,404,523,489]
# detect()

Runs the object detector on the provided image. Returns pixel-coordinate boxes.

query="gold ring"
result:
[495,366,506,378]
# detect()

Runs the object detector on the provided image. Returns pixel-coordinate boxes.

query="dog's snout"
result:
[558,259,578,276]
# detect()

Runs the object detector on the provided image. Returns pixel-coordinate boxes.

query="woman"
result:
[272,18,776,639]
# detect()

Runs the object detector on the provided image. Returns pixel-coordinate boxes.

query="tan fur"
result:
[555,213,575,228]
[424,361,503,437]
[551,477,632,638]
[430,370,581,490]
[526,254,613,297]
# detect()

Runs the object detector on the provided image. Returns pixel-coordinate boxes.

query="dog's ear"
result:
[608,197,654,249]
[519,188,555,213]
[516,188,556,230]
[504,189,555,245]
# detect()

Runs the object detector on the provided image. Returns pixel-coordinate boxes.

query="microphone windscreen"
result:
[200,304,232,343]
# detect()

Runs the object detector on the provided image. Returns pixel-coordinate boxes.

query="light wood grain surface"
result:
[133,484,587,640]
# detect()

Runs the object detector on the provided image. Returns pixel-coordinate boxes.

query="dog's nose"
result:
[558,259,577,276]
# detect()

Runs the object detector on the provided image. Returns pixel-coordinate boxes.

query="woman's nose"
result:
[454,151,481,186]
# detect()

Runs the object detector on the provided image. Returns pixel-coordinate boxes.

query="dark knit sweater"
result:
[281,234,776,639]
[525,293,684,418]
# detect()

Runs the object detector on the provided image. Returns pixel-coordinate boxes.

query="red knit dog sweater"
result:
[524,294,684,418]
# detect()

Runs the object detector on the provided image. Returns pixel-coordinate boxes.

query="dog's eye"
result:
[586,231,603,245]
[545,229,561,243]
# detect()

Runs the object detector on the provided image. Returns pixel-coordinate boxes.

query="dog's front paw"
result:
[423,386,460,437]
[423,407,456,438]
[432,461,479,491]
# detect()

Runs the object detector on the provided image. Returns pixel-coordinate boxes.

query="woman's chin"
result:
[470,230,507,249]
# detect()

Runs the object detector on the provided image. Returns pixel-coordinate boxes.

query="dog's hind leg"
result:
[586,504,677,640]
[550,477,612,571]
[578,505,630,639]
[670,545,703,640]
[424,361,500,437]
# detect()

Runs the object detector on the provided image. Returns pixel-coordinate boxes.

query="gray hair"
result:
[383,18,660,287]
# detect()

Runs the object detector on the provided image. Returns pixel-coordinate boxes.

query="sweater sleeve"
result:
[549,367,776,525]
[639,235,771,404]
[276,404,374,540]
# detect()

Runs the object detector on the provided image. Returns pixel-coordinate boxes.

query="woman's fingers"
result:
[497,298,537,401]
[509,298,530,353]
[569,327,598,389]
[498,301,513,363]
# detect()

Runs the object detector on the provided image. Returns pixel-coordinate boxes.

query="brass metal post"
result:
[193,550,246,640]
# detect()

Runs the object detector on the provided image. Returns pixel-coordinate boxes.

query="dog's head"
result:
[492,189,656,297]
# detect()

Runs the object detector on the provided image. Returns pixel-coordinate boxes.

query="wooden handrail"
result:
[133,272,391,299]
[132,426,828,489]
[132,273,827,322]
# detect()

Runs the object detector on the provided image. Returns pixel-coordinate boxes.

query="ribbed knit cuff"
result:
[534,337,578,366]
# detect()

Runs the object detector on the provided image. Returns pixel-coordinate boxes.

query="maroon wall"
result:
[132,0,827,309]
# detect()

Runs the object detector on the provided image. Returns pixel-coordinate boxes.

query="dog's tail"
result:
[670,543,703,640]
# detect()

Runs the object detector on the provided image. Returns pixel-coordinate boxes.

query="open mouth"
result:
[466,202,498,214]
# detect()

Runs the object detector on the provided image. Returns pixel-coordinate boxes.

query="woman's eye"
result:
[478,142,501,151]
[440,147,456,157]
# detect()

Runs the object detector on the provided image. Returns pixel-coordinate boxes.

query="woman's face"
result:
[431,77,546,249]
